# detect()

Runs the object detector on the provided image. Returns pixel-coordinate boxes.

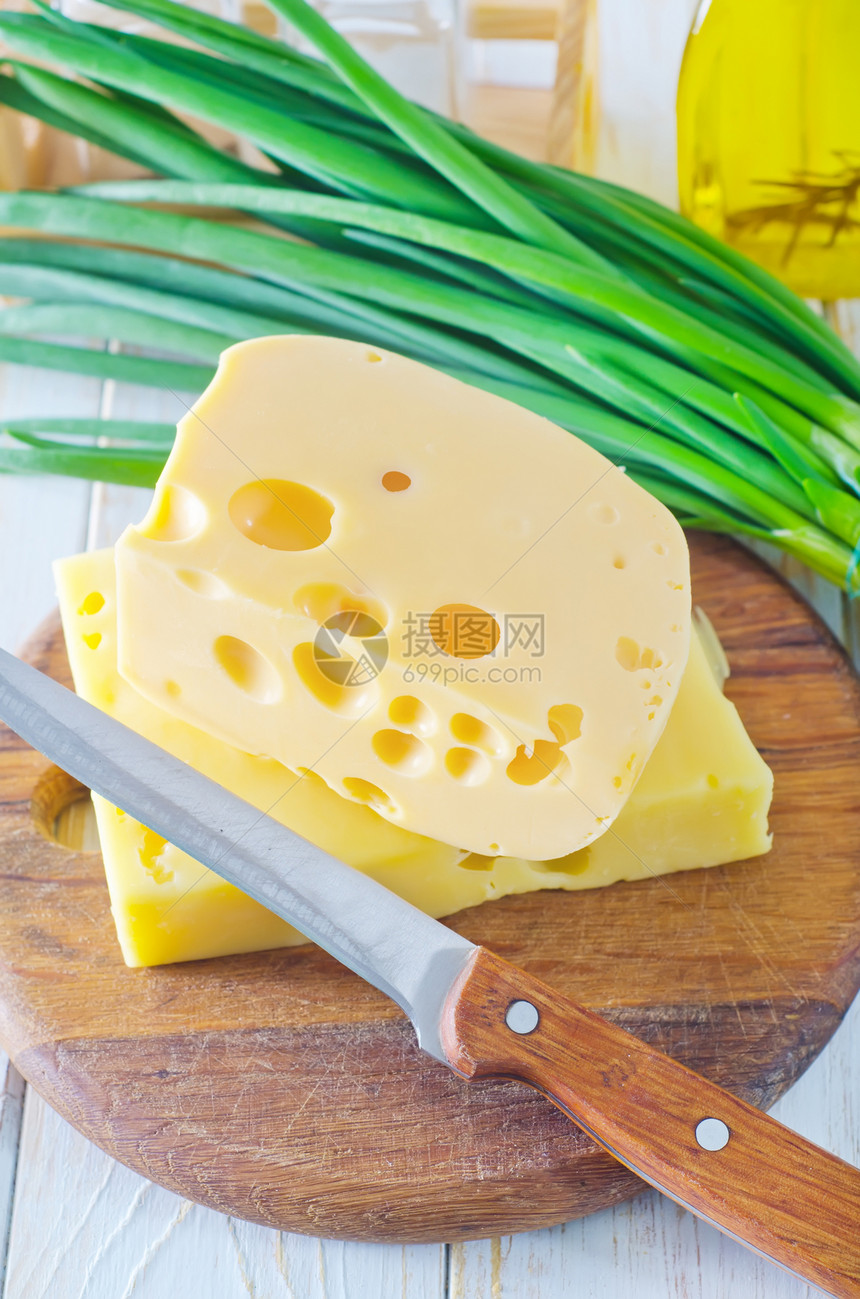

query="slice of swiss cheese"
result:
[115,336,691,860]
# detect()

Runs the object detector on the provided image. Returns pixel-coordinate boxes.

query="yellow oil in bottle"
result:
[677,0,860,299]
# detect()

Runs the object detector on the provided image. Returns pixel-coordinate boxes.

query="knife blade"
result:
[0,645,858,1298]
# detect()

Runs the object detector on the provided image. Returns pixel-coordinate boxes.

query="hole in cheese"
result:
[616,639,664,673]
[366,351,383,363]
[506,740,570,786]
[372,729,432,775]
[213,635,281,703]
[620,636,639,670]
[613,556,626,570]
[445,747,491,785]
[547,704,583,745]
[381,470,411,492]
[228,479,333,552]
[138,827,173,884]
[176,568,230,598]
[388,695,436,736]
[449,713,505,756]
[530,849,592,876]
[616,638,640,672]
[82,632,102,651]
[459,852,495,871]
[429,604,500,660]
[293,581,388,630]
[143,485,206,543]
[588,502,619,525]
[293,641,377,716]
[342,776,396,813]
[78,591,104,616]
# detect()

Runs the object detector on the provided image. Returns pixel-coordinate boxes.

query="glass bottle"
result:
[677,0,860,299]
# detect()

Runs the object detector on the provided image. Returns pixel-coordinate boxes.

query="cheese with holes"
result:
[114,335,692,860]
[56,548,771,967]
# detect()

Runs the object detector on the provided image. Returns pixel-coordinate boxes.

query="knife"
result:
[0,646,858,1296]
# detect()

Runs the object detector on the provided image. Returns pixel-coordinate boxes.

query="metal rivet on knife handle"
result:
[695,1118,731,1151]
[505,1000,540,1034]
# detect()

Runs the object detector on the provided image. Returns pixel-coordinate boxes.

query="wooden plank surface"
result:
[467,85,553,162]
[0,357,101,1299]
[549,0,698,205]
[468,0,559,42]
[0,1061,24,1296]
[6,1098,446,1299]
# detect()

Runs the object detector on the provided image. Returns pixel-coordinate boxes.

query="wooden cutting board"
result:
[0,532,859,1244]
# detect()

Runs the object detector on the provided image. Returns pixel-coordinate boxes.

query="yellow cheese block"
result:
[56,548,771,968]
[114,335,692,861]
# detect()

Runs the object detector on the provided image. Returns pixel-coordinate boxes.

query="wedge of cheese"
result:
[114,335,692,861]
[56,548,772,968]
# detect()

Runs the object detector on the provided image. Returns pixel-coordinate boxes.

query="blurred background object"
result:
[5,0,860,306]
[289,0,464,115]
[2,0,698,191]
[0,0,256,185]
[677,0,860,299]
[548,0,695,205]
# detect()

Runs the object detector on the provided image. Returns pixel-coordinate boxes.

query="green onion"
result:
[0,439,165,486]
[0,335,212,389]
[0,13,480,222]
[2,417,176,445]
[0,0,859,592]
[0,301,232,359]
[67,179,857,432]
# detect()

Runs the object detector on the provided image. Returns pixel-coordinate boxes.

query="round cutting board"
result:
[0,533,859,1243]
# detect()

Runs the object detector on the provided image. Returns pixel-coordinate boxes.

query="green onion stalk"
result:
[1,0,860,589]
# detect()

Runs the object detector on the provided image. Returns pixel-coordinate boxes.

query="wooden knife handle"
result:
[440,947,860,1298]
